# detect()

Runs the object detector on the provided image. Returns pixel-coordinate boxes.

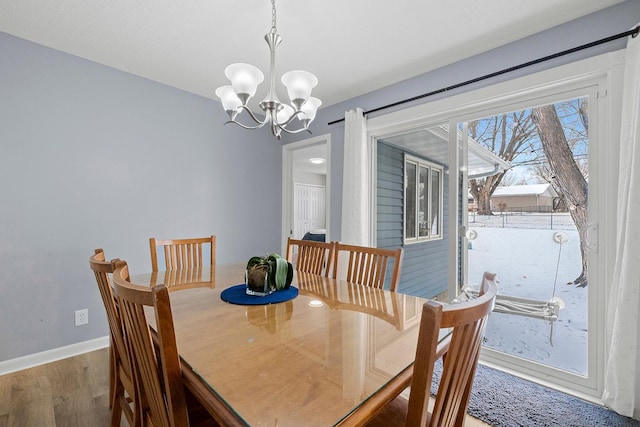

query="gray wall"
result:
[286,0,640,247]
[0,32,282,362]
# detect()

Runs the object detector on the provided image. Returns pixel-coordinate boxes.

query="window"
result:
[404,154,443,243]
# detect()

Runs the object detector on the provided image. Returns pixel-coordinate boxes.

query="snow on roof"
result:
[492,184,557,197]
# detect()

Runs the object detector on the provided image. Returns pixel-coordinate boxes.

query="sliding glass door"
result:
[367,52,620,398]
[451,85,603,395]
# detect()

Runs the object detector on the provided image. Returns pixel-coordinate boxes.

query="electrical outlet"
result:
[75,309,88,326]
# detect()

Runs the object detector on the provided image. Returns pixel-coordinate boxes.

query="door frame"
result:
[365,50,625,400]
[282,134,332,255]
[450,84,601,395]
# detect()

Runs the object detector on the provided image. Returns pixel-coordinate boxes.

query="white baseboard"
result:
[0,336,110,376]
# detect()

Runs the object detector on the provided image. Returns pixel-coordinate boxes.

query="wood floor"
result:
[0,348,122,427]
[0,348,490,426]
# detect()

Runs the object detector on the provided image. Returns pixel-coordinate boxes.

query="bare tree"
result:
[499,173,517,187]
[468,111,538,214]
[531,103,589,286]
[534,99,589,211]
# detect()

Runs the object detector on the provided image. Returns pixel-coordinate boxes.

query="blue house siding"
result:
[376,142,449,299]
[377,144,404,249]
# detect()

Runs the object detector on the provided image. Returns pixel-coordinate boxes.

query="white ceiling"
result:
[0,0,622,176]
[380,124,511,178]
[293,143,328,175]
[0,0,622,110]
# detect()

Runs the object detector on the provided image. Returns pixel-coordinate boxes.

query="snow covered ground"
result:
[466,212,587,375]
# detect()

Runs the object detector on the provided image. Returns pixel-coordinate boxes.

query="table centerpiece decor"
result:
[245,253,293,296]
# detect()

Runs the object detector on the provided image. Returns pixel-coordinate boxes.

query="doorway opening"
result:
[281,135,331,254]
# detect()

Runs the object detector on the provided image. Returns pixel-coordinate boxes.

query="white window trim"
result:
[403,153,444,244]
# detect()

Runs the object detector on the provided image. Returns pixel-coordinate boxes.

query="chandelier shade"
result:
[215,0,321,139]
[276,104,295,124]
[225,63,264,99]
[301,97,322,122]
[281,70,318,107]
[214,85,242,115]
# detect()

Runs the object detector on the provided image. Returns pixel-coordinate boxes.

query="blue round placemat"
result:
[220,284,298,305]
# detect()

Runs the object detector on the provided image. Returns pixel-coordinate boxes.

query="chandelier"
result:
[215,0,321,140]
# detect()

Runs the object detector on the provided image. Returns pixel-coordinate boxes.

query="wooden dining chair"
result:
[112,260,218,427]
[365,273,498,427]
[286,237,336,277]
[149,235,216,272]
[89,249,138,427]
[333,243,404,292]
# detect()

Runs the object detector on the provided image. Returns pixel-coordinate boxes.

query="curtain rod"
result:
[327,26,640,126]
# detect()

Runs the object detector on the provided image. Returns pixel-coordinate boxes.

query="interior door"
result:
[294,183,326,239]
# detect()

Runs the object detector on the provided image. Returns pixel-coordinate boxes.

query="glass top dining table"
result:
[132,263,432,427]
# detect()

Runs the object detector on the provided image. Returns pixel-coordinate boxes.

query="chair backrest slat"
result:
[150,235,216,272]
[286,238,336,277]
[333,243,403,292]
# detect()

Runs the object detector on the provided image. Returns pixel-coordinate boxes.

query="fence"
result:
[502,205,555,214]
[468,210,576,230]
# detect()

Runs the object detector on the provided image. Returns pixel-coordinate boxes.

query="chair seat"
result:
[366,395,409,427]
[184,388,221,427]
[367,395,439,427]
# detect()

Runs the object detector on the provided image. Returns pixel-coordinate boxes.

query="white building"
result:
[491,183,559,212]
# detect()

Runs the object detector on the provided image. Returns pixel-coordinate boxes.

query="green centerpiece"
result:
[245,253,293,296]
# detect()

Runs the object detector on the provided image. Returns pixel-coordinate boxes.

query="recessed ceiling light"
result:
[309,157,325,164]
[308,300,324,307]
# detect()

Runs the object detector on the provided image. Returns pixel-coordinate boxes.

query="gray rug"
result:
[431,361,640,427]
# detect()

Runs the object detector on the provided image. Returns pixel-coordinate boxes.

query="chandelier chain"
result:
[270,0,277,34]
